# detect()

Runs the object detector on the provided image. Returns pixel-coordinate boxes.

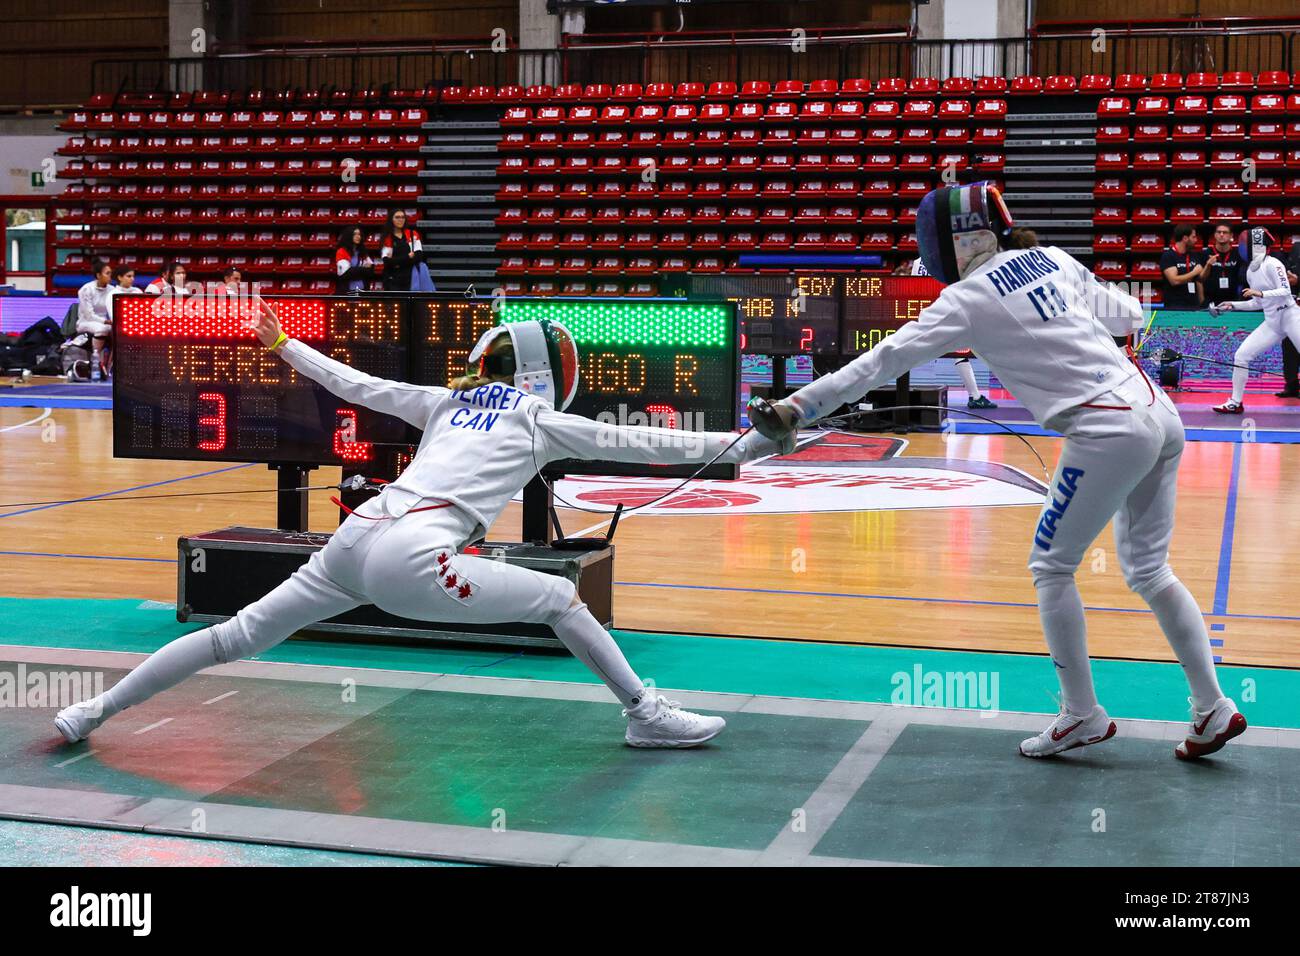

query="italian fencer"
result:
[56,299,783,749]
[749,181,1246,760]
[1209,227,1300,415]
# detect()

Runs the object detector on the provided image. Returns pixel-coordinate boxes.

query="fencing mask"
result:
[466,318,581,410]
[916,181,1015,285]
[1238,227,1276,267]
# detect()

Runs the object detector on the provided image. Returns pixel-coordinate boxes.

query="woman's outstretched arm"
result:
[534,406,782,467]
[251,298,442,427]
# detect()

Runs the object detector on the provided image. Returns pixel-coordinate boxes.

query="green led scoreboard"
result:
[112,294,740,479]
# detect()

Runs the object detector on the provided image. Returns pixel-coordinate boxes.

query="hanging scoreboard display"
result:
[112,295,412,465]
[113,295,740,478]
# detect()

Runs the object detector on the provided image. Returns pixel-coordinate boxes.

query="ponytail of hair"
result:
[448,371,507,392]
[1006,227,1039,250]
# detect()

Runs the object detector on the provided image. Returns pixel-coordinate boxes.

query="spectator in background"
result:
[379,210,423,292]
[110,264,142,299]
[334,226,375,295]
[145,261,188,295]
[1202,222,1245,307]
[1161,225,1206,310]
[77,258,114,380]
[1280,241,1300,398]
[221,265,242,298]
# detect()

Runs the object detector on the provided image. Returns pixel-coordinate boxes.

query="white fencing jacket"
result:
[788,246,1146,428]
[1218,255,1300,328]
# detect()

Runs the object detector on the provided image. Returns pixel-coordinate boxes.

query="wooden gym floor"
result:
[2,394,1297,670]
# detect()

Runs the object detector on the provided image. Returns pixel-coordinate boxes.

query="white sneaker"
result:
[54,698,105,743]
[624,694,726,748]
[1019,705,1116,758]
[1175,697,1247,761]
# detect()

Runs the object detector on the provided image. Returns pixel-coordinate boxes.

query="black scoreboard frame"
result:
[110,292,742,482]
[681,273,946,357]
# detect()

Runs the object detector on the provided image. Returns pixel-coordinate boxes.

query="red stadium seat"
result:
[1173,94,1209,116]
[1080,75,1112,92]
[1135,95,1170,116]
[1009,76,1042,94]
[1252,93,1285,114]
[1045,75,1077,93]
[1210,121,1246,140]
[1212,94,1248,114]
[1186,72,1219,92]
[1097,96,1130,117]
[1115,74,1148,92]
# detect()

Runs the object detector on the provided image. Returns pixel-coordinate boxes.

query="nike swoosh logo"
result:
[1051,721,1083,741]
[1193,713,1214,736]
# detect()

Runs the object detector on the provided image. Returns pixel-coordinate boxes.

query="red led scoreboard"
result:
[113,295,411,465]
[112,294,740,476]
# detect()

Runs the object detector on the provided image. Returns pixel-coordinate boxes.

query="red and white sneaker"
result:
[1175,697,1246,761]
[1212,400,1244,414]
[1019,705,1117,758]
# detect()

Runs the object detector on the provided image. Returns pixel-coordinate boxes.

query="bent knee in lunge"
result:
[1122,562,1178,603]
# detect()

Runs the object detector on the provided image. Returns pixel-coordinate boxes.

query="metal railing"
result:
[87,20,1300,101]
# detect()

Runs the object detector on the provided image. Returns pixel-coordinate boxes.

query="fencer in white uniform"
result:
[57,300,781,749]
[749,182,1246,761]
[1209,227,1300,414]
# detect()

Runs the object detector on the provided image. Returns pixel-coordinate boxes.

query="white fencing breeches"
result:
[1028,380,1223,713]
[92,504,649,722]
[1230,309,1300,404]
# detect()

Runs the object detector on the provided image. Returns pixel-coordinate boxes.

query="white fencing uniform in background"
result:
[1213,254,1300,406]
[75,280,113,337]
[782,244,1228,741]
[58,339,779,746]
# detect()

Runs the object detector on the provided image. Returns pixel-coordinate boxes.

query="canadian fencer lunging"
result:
[750,182,1246,760]
[56,300,780,748]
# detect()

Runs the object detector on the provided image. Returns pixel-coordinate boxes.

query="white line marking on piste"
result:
[0,408,52,432]
[202,691,239,705]
[133,718,173,735]
[54,750,97,768]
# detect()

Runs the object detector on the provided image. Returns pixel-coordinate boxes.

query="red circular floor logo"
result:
[575,487,763,509]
